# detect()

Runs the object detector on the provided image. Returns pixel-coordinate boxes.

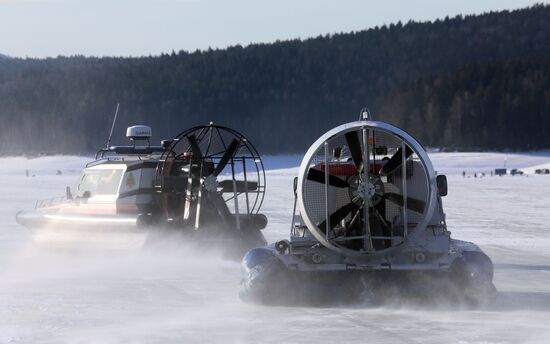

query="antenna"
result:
[106,103,120,148]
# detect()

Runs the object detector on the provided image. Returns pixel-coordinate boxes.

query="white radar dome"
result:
[126,125,152,140]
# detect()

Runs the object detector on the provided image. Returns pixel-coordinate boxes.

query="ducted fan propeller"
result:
[299,121,432,254]
[157,124,265,230]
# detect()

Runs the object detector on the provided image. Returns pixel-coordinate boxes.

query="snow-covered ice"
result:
[1,153,550,343]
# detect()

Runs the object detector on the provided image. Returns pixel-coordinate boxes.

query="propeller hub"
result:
[203,174,219,192]
[356,183,367,200]
[367,182,376,198]
[348,174,384,207]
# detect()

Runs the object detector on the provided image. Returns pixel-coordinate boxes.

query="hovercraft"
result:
[16,124,267,255]
[240,114,496,306]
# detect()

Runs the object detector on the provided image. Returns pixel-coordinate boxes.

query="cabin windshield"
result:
[77,169,123,197]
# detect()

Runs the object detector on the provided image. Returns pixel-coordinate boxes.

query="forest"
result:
[0,4,549,155]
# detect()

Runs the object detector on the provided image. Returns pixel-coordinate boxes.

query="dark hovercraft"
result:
[240,117,496,306]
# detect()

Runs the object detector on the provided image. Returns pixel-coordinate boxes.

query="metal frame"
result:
[296,120,437,259]
[155,125,267,218]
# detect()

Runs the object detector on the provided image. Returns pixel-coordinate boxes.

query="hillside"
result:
[0,5,549,155]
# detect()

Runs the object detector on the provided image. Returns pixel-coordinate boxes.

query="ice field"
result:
[1,152,550,343]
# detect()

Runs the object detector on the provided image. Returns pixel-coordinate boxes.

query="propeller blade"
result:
[209,192,234,226]
[184,173,204,223]
[193,187,203,228]
[213,138,239,176]
[318,202,360,233]
[307,168,349,188]
[219,180,258,193]
[187,135,203,159]
[383,192,426,213]
[345,131,363,172]
[379,146,413,176]
[373,208,392,234]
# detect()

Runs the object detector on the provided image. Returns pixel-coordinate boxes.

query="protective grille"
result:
[157,125,266,215]
[301,125,429,252]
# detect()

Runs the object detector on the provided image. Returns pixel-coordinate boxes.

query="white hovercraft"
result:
[240,113,496,306]
[16,124,267,254]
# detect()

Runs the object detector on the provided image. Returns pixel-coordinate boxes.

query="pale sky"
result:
[0,0,547,58]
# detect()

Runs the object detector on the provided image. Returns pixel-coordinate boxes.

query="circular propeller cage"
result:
[297,121,437,257]
[155,125,266,225]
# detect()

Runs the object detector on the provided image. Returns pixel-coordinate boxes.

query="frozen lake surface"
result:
[1,153,550,343]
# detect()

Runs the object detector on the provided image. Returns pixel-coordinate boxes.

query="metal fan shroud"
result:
[297,121,437,258]
[156,124,265,227]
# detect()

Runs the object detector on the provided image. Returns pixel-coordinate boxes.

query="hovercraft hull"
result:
[16,210,267,255]
[240,240,496,307]
[16,210,148,249]
[16,210,140,229]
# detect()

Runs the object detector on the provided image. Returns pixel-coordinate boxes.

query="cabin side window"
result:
[77,169,123,197]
